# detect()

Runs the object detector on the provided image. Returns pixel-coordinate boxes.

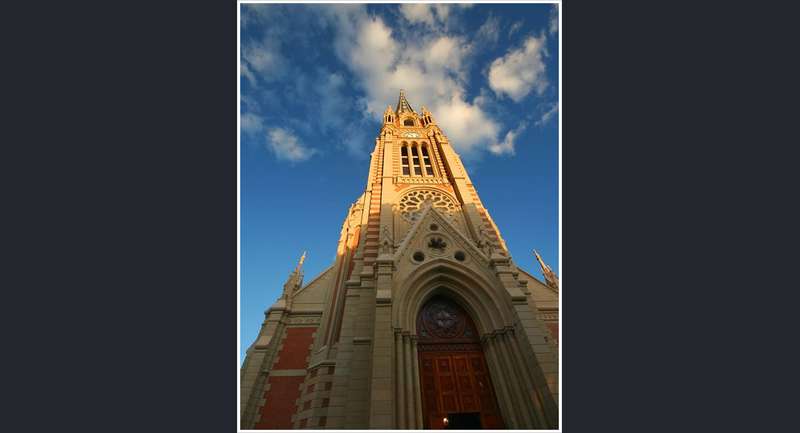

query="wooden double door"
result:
[417,296,504,429]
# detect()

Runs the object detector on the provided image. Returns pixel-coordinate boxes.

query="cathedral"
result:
[241,91,559,430]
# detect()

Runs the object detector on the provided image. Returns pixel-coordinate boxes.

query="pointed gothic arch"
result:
[393,259,513,335]
[390,259,556,429]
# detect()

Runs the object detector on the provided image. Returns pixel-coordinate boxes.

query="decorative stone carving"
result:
[398,189,458,223]
[427,237,447,252]
[419,300,467,339]
[477,225,495,256]
[395,176,449,185]
[380,225,394,255]
[424,233,450,257]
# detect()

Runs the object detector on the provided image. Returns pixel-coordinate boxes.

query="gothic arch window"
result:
[404,118,415,126]
[401,144,410,175]
[411,142,422,175]
[421,144,434,175]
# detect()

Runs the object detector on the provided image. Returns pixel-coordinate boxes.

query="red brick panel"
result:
[254,376,305,429]
[273,327,315,369]
[255,327,316,429]
[546,323,559,343]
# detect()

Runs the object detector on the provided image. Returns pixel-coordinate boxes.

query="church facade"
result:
[241,91,559,430]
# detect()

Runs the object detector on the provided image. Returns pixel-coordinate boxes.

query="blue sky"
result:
[240,3,559,362]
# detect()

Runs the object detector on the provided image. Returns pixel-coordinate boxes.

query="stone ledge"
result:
[267,369,308,377]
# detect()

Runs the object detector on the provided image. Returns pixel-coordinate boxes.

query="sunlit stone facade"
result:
[241,91,559,429]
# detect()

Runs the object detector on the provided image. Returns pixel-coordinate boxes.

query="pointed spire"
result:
[396,89,415,114]
[383,105,395,124]
[534,249,559,290]
[420,105,434,125]
[282,251,306,299]
[295,250,306,273]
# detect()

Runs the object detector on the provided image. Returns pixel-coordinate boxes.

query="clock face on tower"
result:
[402,131,421,138]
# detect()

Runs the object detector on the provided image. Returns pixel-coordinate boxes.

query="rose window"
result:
[398,189,458,223]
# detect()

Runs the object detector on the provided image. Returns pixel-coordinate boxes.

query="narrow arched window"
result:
[401,145,410,175]
[411,143,422,175]
[422,145,433,175]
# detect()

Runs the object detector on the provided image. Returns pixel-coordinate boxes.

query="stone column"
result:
[507,330,550,427]
[395,331,405,429]
[497,331,537,427]
[410,337,423,428]
[403,333,415,428]
[482,335,519,428]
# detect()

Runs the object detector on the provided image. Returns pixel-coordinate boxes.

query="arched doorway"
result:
[417,295,505,429]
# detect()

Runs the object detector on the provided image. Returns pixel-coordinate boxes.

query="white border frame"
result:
[237,1,562,431]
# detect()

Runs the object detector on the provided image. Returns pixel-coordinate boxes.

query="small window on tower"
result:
[404,119,414,126]
[412,146,422,175]
[401,146,410,175]
[422,146,433,175]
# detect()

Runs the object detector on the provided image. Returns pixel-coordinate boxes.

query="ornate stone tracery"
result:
[398,189,458,223]
[418,298,469,340]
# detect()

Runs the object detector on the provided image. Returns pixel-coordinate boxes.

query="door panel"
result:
[419,351,504,429]
[417,296,505,429]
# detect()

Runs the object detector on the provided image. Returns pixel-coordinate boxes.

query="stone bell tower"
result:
[241,91,559,429]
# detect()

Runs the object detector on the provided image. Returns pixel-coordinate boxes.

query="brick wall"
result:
[546,323,559,344]
[255,327,316,429]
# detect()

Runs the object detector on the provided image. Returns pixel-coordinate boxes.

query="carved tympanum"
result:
[417,296,478,342]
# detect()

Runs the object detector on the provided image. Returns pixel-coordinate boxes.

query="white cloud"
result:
[266,128,317,162]
[399,3,459,29]
[549,5,559,35]
[433,94,500,154]
[241,112,264,136]
[399,3,437,27]
[508,21,523,37]
[488,35,549,102]
[241,39,286,83]
[489,121,528,156]
[476,15,501,47]
[536,102,558,126]
[313,4,557,159]
[241,63,257,87]
[322,8,502,157]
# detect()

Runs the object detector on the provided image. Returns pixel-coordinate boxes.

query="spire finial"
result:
[296,250,306,272]
[396,89,415,114]
[533,249,559,290]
